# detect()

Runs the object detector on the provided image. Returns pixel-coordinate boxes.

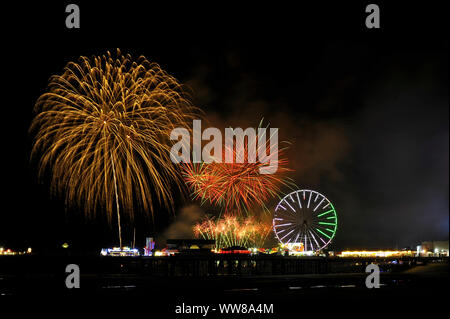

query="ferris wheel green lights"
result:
[273,189,338,251]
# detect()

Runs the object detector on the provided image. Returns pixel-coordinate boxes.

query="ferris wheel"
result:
[273,189,337,251]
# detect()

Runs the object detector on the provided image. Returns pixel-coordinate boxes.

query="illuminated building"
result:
[281,242,304,252]
[166,239,214,251]
[217,246,251,254]
[100,247,140,257]
[143,237,155,256]
[416,241,449,257]
[147,239,216,256]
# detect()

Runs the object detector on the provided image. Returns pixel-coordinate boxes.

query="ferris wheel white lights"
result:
[273,189,338,251]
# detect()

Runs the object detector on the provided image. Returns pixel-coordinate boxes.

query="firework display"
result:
[30,50,198,246]
[273,189,338,251]
[182,131,293,215]
[193,215,273,250]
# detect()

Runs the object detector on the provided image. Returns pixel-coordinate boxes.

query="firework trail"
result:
[30,50,199,246]
[182,126,294,215]
[193,215,273,250]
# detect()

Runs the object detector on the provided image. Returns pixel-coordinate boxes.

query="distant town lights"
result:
[0,247,33,255]
[338,250,414,257]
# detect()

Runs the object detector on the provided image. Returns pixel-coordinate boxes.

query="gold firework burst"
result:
[30,50,199,245]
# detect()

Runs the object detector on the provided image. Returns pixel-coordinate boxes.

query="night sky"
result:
[1,2,448,253]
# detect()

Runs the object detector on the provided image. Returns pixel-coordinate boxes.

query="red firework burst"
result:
[182,127,294,214]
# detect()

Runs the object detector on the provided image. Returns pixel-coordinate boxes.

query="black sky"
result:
[0,1,448,252]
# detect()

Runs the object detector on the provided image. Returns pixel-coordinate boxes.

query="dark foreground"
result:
[1,255,448,317]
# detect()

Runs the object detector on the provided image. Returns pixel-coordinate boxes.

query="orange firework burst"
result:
[30,50,199,246]
[182,127,294,215]
[193,214,273,250]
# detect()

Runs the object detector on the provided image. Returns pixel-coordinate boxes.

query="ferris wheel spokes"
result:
[273,189,338,252]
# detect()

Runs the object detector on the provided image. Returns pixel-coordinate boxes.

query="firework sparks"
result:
[194,215,273,250]
[30,50,199,246]
[182,127,294,215]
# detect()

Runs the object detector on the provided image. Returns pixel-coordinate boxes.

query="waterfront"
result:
[1,255,447,318]
[1,255,447,297]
